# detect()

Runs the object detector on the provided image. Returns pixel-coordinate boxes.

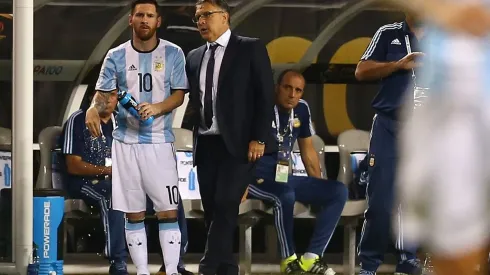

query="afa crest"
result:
[154,56,164,72]
[154,61,164,72]
[369,156,375,167]
[293,118,301,128]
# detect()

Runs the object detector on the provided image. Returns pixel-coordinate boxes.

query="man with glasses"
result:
[185,1,275,275]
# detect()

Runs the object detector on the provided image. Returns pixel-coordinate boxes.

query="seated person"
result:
[248,70,348,275]
[62,91,193,275]
[60,91,128,275]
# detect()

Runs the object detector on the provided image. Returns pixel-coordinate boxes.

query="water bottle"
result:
[3,163,10,188]
[117,90,154,127]
[188,168,195,191]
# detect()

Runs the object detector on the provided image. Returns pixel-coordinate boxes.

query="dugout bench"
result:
[35,126,369,275]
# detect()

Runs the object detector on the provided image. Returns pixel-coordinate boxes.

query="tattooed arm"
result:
[85,90,115,137]
[91,91,112,114]
[88,49,118,137]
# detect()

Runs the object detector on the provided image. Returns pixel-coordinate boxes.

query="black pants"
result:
[196,135,253,275]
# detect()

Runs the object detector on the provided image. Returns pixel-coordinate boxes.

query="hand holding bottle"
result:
[117,90,154,126]
[137,102,159,122]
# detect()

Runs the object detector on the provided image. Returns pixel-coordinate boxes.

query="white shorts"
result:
[396,32,490,257]
[111,140,179,213]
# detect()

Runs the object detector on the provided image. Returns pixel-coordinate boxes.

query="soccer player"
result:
[247,70,348,275]
[381,1,490,274]
[85,0,189,274]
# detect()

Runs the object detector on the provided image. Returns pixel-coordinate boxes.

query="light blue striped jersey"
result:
[95,39,189,144]
[418,28,490,96]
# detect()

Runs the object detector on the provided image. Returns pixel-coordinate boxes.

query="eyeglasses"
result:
[192,10,225,23]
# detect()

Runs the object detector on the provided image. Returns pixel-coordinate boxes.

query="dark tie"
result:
[204,44,219,129]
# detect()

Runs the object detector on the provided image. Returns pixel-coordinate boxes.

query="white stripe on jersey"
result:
[299,99,316,136]
[63,109,83,154]
[99,39,189,144]
[361,22,403,60]
[122,42,141,144]
[150,43,169,144]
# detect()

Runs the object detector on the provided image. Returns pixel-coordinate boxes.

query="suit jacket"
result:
[185,33,276,162]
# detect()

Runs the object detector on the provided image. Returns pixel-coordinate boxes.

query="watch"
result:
[257,140,265,145]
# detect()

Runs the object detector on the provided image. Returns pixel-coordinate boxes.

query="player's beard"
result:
[134,26,156,41]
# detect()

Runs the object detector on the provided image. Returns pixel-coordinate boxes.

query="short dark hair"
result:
[277,69,304,85]
[131,0,160,15]
[196,0,231,23]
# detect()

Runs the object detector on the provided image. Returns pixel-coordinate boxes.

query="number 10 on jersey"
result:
[138,73,152,93]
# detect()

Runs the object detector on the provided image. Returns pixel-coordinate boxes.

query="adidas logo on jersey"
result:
[391,38,401,45]
[128,64,137,71]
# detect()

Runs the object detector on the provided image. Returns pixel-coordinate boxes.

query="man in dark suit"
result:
[185,0,275,274]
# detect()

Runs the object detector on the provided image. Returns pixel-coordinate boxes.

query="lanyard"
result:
[404,35,418,86]
[273,105,294,145]
[405,35,429,110]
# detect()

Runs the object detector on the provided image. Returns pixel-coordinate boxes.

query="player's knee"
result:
[126,212,145,222]
[156,209,178,220]
[125,215,145,231]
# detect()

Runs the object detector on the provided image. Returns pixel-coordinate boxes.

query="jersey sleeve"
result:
[95,51,118,92]
[360,26,390,62]
[61,112,85,157]
[170,47,190,92]
[298,101,316,139]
